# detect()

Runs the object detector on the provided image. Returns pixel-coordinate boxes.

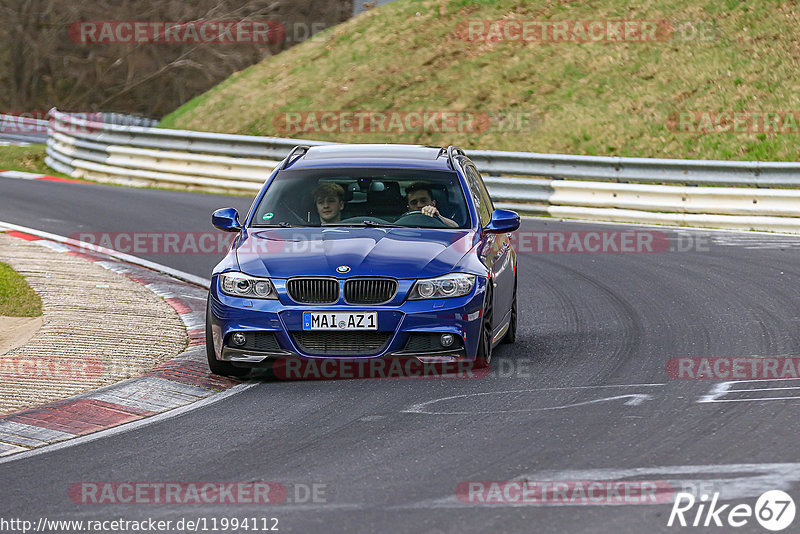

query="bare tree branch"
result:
[0,0,352,116]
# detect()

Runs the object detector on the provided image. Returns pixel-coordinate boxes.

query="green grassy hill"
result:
[160,0,800,161]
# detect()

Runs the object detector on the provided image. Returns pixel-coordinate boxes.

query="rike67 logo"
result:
[668,490,795,531]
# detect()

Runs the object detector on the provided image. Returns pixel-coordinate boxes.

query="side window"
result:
[465,166,491,226]
[471,166,495,214]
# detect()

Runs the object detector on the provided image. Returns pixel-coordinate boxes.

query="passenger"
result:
[405,182,458,228]
[313,183,345,225]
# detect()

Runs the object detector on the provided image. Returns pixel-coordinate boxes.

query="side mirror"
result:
[212,207,242,232]
[485,209,520,233]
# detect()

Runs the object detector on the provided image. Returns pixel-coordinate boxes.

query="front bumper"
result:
[208,275,487,366]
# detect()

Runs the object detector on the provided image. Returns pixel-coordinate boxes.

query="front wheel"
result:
[206,297,250,378]
[474,284,493,368]
[502,277,517,344]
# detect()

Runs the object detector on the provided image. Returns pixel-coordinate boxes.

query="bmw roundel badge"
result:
[336,265,351,273]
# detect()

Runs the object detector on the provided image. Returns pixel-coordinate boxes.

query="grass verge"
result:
[0,144,72,179]
[0,261,42,317]
[0,144,250,195]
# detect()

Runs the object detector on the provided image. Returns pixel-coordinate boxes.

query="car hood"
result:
[235,227,475,279]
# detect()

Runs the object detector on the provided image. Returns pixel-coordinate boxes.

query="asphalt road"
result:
[2,176,800,533]
[0,178,253,276]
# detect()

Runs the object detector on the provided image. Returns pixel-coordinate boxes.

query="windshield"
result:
[251,168,471,229]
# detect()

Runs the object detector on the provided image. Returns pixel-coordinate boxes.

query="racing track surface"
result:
[2,176,800,533]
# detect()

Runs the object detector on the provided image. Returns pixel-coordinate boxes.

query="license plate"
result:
[302,312,377,331]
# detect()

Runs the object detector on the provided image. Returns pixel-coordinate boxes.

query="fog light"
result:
[440,333,455,347]
[418,355,460,363]
[231,332,247,346]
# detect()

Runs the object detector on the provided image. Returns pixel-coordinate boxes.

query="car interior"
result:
[253,174,470,228]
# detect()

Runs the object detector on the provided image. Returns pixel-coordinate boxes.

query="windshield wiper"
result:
[319,220,407,228]
[320,222,399,228]
[362,220,404,227]
[256,222,296,228]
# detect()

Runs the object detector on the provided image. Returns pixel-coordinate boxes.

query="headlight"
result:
[219,272,277,299]
[409,273,476,300]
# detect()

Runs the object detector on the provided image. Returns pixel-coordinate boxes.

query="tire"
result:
[502,277,517,344]
[206,297,250,378]
[474,284,493,368]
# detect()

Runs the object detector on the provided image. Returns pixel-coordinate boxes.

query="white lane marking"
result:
[179,312,205,329]
[521,215,800,238]
[407,394,654,415]
[0,221,243,463]
[740,386,800,392]
[702,396,800,403]
[0,421,75,446]
[405,463,800,509]
[0,382,257,465]
[95,260,131,274]
[0,170,42,178]
[523,215,800,249]
[0,220,210,288]
[33,240,70,253]
[0,442,28,456]
[699,382,732,403]
[699,378,800,403]
[402,384,664,415]
[85,376,216,412]
[145,282,178,299]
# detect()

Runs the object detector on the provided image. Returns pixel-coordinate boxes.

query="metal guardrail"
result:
[45,108,800,233]
[467,150,800,188]
[98,112,159,128]
[0,113,49,144]
[1,112,158,146]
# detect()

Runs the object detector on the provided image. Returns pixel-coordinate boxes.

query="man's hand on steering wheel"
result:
[420,205,441,219]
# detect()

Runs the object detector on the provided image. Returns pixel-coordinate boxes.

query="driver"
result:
[405,182,458,228]
[313,183,345,225]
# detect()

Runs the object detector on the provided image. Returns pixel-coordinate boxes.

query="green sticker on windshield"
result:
[262,212,274,220]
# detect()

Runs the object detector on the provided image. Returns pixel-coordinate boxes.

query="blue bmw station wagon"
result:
[206,144,520,377]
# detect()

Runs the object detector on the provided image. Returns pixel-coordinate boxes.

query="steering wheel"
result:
[395,210,448,228]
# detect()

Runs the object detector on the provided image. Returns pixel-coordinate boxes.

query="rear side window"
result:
[471,166,495,213]
[464,165,492,226]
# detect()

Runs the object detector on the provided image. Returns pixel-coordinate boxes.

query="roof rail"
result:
[280,145,310,170]
[446,145,466,170]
